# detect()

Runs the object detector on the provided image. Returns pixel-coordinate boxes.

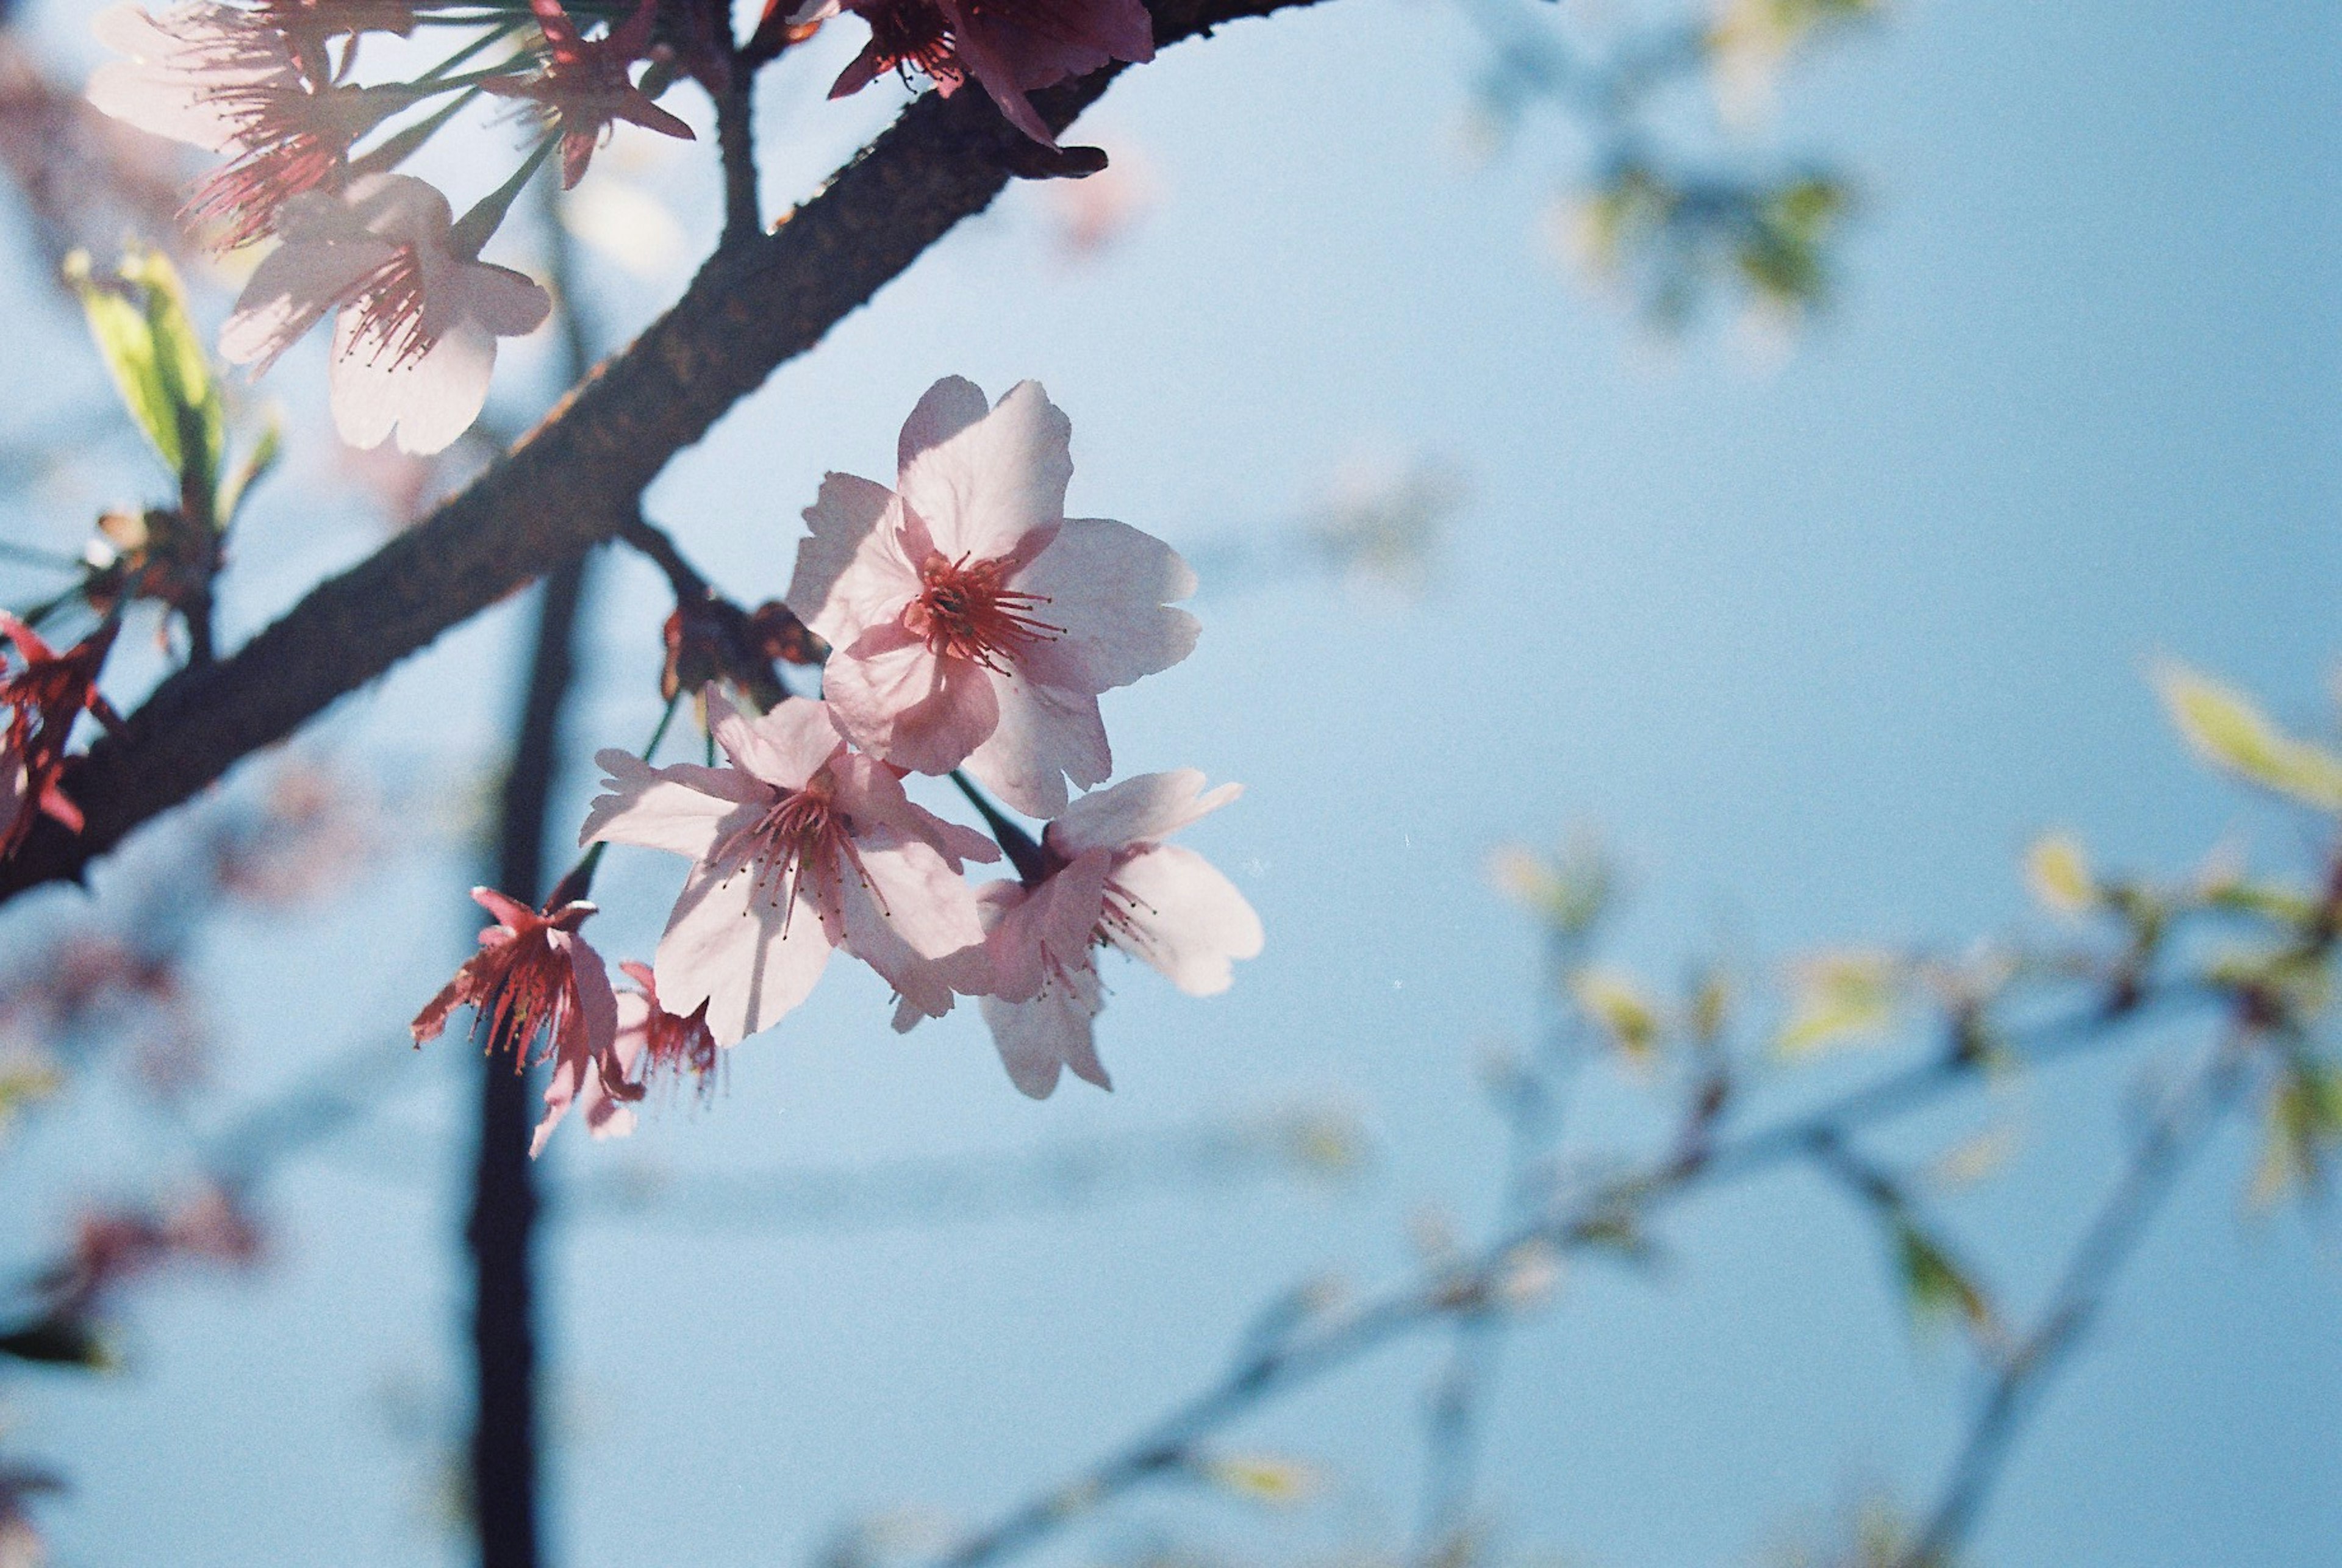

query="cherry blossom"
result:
[815,0,1153,147]
[412,889,623,1135]
[484,0,695,190]
[87,1,403,248]
[219,173,551,454]
[787,377,1198,816]
[973,769,1261,1097]
[0,617,120,859]
[531,961,718,1153]
[579,693,1000,1045]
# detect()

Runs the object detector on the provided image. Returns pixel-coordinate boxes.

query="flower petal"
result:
[1049,770,1241,858]
[896,379,1072,563]
[978,958,1108,1098]
[787,472,914,646]
[579,748,761,859]
[1105,843,1262,995]
[654,859,834,1045]
[896,374,992,470]
[1013,517,1198,693]
[824,626,1000,776]
[958,671,1108,818]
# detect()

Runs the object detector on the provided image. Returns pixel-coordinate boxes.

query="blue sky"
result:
[2,0,2338,1564]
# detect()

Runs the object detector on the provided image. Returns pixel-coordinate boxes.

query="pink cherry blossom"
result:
[531,961,718,1153]
[973,769,1261,1098]
[787,378,1198,817]
[579,692,1000,1045]
[483,0,695,190]
[87,1,404,247]
[220,174,551,454]
[412,889,624,1154]
[815,0,1153,147]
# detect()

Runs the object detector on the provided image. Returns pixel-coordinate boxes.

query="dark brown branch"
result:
[0,0,1325,906]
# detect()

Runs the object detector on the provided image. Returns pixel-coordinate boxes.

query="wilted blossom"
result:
[814,0,1152,146]
[531,961,718,1153]
[972,768,1261,1097]
[0,616,120,858]
[412,889,622,1129]
[580,693,998,1045]
[484,0,693,189]
[86,1,403,248]
[219,173,551,454]
[787,377,1198,816]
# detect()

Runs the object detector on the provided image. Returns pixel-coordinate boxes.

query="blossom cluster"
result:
[417,380,1261,1148]
[82,0,1156,454]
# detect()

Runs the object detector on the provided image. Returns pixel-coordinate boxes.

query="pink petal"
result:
[837,839,991,1020]
[981,848,1111,1003]
[579,748,761,859]
[787,472,914,647]
[468,886,537,929]
[328,312,496,456]
[653,861,834,1046]
[824,626,1000,776]
[1105,844,1262,996]
[959,671,1109,818]
[1049,769,1241,858]
[977,959,1108,1098]
[827,753,1000,870]
[896,375,992,471]
[220,232,396,369]
[896,379,1072,564]
[1012,517,1198,693]
[707,691,842,790]
[454,260,552,338]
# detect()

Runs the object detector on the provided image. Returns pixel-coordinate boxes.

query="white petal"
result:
[896,375,992,471]
[978,959,1108,1099]
[329,313,496,456]
[220,235,394,369]
[654,861,834,1046]
[959,671,1109,818]
[897,379,1071,564]
[579,748,760,859]
[1050,770,1241,858]
[1106,844,1262,996]
[787,472,912,646]
[1014,518,1199,693]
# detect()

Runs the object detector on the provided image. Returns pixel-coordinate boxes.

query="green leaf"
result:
[1776,951,1900,1059]
[217,409,282,528]
[65,246,225,510]
[2157,662,2342,812]
[2251,1060,2342,1208]
[1892,1219,1993,1339]
[2025,832,2096,917]
[1198,1452,1322,1506]
[1572,967,1661,1061]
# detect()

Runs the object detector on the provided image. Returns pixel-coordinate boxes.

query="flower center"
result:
[473,928,578,1065]
[904,551,1064,672]
[720,775,873,933]
[860,0,961,86]
[345,244,432,366]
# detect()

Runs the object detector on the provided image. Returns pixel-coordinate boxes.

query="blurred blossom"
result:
[0,36,184,273]
[1775,950,1902,1059]
[0,1461,60,1568]
[562,164,692,281]
[1045,146,1156,262]
[204,757,378,906]
[1484,832,1611,937]
[1302,453,1465,595]
[40,1184,265,1318]
[1561,163,1850,329]
[1199,1451,1324,1506]
[1708,0,1881,126]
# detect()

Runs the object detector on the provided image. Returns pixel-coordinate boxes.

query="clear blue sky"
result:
[4,0,2338,1564]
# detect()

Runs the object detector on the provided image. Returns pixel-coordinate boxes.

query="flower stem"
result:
[449,135,559,261]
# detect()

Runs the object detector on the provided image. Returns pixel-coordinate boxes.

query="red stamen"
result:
[903,551,1064,672]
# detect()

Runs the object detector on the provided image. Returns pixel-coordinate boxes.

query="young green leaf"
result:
[2156,662,2342,812]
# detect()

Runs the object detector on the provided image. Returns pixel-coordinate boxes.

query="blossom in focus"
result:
[0,616,120,858]
[218,173,551,454]
[580,693,999,1045]
[974,768,1261,1097]
[484,0,694,189]
[787,378,1198,817]
[86,1,399,248]
[815,0,1153,148]
[531,961,718,1153]
[412,889,623,1136]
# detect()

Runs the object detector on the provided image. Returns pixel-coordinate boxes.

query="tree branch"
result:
[0,0,1327,905]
